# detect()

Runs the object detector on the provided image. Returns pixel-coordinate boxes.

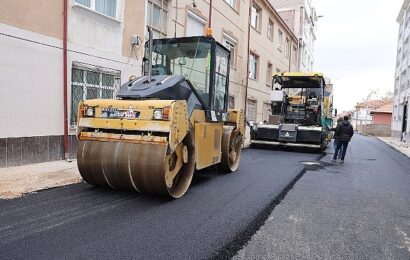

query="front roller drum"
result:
[218,128,243,173]
[77,132,195,198]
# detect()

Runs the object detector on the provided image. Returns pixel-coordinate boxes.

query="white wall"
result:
[0,23,64,138]
[0,21,141,138]
[69,1,125,56]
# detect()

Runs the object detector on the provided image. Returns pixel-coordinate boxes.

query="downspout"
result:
[208,0,213,28]
[288,41,292,72]
[245,0,252,114]
[63,0,69,160]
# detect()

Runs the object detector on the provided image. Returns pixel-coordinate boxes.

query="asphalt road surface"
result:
[0,148,320,259]
[235,135,410,259]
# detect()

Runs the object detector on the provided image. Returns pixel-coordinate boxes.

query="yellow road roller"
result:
[76,34,244,198]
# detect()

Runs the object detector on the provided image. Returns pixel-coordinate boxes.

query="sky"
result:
[313,0,403,112]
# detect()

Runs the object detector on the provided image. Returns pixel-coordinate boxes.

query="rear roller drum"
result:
[218,128,243,173]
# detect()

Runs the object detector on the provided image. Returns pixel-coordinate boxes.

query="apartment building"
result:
[0,0,300,167]
[149,0,298,123]
[269,0,318,72]
[247,0,298,122]
[0,0,145,167]
[393,0,410,141]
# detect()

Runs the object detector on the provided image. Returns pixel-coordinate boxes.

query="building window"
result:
[224,0,237,9]
[285,38,290,57]
[249,52,259,80]
[263,103,271,122]
[229,95,235,109]
[292,45,297,64]
[251,4,261,30]
[75,0,117,18]
[70,66,120,126]
[186,11,206,36]
[147,0,168,38]
[276,29,283,49]
[267,19,274,40]
[266,62,273,86]
[247,99,257,122]
[223,33,238,68]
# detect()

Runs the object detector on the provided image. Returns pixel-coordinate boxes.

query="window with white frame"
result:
[70,66,120,126]
[75,0,117,18]
[266,62,272,86]
[186,12,206,36]
[267,19,274,40]
[224,0,237,9]
[249,52,258,80]
[251,5,261,30]
[247,99,257,122]
[285,38,290,57]
[147,0,168,38]
[276,29,283,49]
[223,33,237,68]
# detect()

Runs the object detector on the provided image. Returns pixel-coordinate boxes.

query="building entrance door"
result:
[402,102,408,141]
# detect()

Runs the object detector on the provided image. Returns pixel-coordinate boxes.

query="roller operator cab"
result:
[250,72,333,152]
[76,36,245,198]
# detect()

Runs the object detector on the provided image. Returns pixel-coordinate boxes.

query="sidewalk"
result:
[234,135,410,259]
[378,136,410,158]
[0,160,81,199]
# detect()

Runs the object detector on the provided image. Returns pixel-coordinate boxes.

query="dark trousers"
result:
[333,140,349,160]
[333,139,343,157]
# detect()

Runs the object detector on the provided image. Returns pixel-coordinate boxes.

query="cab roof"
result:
[273,72,326,88]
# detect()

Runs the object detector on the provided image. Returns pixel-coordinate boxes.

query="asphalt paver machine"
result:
[250,72,333,151]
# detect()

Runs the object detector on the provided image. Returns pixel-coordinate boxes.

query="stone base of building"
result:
[0,135,78,168]
[391,130,410,142]
[359,124,391,137]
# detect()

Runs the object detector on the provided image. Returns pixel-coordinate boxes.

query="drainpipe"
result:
[208,0,213,28]
[288,41,292,72]
[63,0,69,160]
[244,0,252,114]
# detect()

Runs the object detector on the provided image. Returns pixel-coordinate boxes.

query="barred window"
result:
[70,66,120,126]
[247,99,257,122]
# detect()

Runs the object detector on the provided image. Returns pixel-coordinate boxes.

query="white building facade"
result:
[269,0,319,72]
[393,0,410,141]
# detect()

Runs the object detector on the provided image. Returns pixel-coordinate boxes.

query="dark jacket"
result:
[334,120,354,142]
[331,118,344,139]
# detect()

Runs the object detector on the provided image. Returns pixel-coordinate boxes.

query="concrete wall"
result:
[359,124,391,137]
[0,23,64,138]
[0,0,63,40]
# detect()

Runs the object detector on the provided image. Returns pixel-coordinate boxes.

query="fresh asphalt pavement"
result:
[0,147,320,259]
[235,134,410,259]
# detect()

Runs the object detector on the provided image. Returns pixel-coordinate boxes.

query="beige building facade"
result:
[0,0,145,166]
[0,0,299,167]
[147,0,298,123]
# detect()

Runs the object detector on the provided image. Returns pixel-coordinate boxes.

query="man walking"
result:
[332,117,344,158]
[332,116,354,163]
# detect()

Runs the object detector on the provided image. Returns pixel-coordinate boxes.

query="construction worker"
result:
[332,116,354,163]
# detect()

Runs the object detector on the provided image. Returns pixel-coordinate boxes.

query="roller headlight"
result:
[86,107,95,117]
[153,109,163,120]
